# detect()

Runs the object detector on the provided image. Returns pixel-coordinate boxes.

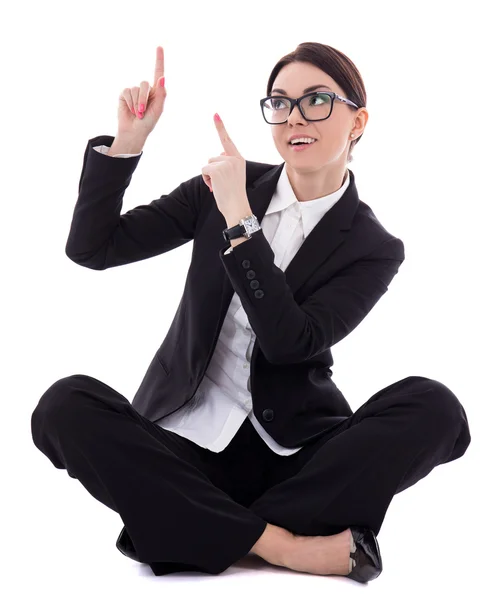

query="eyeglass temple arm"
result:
[335,93,359,109]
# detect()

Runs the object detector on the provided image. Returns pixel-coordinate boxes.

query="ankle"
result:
[250,523,295,567]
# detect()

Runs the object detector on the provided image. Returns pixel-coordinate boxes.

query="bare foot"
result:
[282,528,353,576]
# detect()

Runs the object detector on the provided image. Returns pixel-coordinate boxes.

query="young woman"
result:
[31,43,471,583]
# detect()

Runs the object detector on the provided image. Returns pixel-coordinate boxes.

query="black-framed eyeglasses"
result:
[260,91,359,124]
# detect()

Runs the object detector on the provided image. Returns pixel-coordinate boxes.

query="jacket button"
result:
[262,408,274,422]
[254,289,264,299]
[246,269,256,279]
[242,259,251,269]
[250,279,259,289]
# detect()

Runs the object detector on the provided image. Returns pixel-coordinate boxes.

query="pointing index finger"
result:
[214,114,240,157]
[154,46,164,86]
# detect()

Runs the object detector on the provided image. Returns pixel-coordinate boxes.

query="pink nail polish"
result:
[215,113,221,122]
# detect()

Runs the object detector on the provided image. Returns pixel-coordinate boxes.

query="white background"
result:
[2,0,497,597]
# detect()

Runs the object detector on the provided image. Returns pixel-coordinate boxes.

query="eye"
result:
[308,93,330,106]
[270,98,287,110]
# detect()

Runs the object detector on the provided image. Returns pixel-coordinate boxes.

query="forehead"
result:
[271,62,340,95]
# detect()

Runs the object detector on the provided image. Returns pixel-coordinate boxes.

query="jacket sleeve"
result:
[219,229,405,365]
[65,135,202,270]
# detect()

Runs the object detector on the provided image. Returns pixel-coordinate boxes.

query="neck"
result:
[286,163,348,202]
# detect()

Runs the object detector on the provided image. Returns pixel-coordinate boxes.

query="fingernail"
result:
[139,103,145,113]
[214,113,221,122]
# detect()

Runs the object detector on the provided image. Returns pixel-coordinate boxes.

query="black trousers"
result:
[31,373,471,576]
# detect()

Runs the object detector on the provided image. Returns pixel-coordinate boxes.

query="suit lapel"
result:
[243,162,360,295]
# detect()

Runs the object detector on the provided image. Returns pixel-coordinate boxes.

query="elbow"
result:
[65,246,106,270]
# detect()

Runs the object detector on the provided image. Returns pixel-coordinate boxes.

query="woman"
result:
[31,43,471,583]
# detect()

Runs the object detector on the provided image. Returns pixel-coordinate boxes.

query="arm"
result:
[219,230,405,365]
[65,135,203,270]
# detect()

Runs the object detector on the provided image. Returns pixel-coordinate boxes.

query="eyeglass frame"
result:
[259,91,359,124]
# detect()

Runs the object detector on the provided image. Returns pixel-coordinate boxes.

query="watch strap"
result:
[223,214,260,242]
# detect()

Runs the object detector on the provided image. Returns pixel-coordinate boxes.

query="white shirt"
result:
[93,144,350,454]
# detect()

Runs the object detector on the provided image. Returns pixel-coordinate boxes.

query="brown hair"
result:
[266,42,367,163]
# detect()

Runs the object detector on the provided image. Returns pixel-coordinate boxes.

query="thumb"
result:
[153,76,166,92]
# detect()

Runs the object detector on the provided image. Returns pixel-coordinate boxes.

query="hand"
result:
[201,114,249,220]
[116,45,167,139]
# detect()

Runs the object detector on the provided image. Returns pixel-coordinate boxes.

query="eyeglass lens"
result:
[262,93,333,123]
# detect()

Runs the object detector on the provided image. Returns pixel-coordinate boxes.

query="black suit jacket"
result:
[65,134,405,448]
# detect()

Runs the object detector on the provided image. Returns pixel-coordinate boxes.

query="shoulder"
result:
[353,198,405,260]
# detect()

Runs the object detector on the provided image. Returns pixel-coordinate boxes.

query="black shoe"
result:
[345,526,383,584]
[116,526,140,562]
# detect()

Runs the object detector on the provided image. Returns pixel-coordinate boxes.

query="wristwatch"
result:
[222,214,261,242]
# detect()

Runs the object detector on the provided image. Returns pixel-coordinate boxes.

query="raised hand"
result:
[116,45,167,139]
[201,114,249,222]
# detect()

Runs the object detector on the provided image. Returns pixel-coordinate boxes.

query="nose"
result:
[287,102,305,124]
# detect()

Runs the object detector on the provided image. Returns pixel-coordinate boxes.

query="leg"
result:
[248,523,295,566]
[248,376,471,538]
[31,374,268,575]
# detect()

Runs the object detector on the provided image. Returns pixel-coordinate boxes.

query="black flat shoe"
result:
[345,526,383,583]
[116,526,140,562]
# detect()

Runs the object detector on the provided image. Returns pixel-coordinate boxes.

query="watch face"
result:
[242,215,260,235]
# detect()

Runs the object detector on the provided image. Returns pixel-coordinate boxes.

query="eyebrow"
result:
[270,84,333,95]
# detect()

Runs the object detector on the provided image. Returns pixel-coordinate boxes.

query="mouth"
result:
[288,139,318,151]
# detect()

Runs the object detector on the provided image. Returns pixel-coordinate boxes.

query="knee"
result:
[407,376,470,434]
[422,377,471,459]
[31,374,94,430]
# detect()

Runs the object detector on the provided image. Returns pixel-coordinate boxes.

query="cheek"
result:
[323,122,342,139]
[321,125,348,149]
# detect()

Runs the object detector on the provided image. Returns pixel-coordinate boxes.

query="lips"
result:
[289,139,317,151]
[288,136,317,144]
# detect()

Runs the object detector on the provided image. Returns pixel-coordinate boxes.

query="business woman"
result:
[31,43,471,584]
